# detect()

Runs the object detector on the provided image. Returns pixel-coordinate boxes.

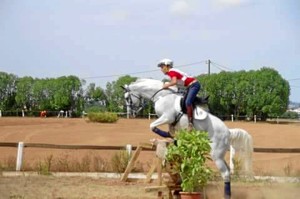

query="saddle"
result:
[171,95,209,126]
[180,95,209,114]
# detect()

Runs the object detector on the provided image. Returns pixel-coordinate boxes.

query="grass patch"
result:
[0,150,145,173]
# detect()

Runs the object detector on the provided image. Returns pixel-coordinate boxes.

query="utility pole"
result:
[207,59,211,75]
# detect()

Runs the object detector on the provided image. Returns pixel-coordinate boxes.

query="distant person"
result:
[40,110,47,117]
[157,58,208,130]
[58,110,64,118]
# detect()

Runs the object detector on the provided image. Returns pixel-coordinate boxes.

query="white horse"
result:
[122,78,252,198]
[229,128,253,175]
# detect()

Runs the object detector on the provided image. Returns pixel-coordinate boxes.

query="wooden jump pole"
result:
[121,142,154,182]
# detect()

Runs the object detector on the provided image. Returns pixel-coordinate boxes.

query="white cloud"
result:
[215,0,252,7]
[219,0,244,6]
[170,0,192,16]
[111,9,129,22]
[210,0,254,13]
[217,0,251,6]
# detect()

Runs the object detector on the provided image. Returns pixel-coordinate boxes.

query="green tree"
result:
[198,67,290,120]
[15,76,34,110]
[84,83,107,112]
[250,67,289,119]
[0,72,17,110]
[52,76,83,112]
[105,75,137,112]
[85,83,106,102]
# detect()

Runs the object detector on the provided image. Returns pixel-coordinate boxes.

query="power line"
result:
[82,69,158,79]
[175,60,207,68]
[210,61,233,71]
[81,60,207,80]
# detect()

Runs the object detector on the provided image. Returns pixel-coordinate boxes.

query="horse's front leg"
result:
[150,115,173,138]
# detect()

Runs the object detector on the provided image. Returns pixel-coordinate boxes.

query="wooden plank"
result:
[156,157,163,186]
[121,145,143,181]
[0,142,18,147]
[145,185,168,192]
[0,142,156,151]
[1,142,300,153]
[145,160,157,183]
[25,143,127,150]
[254,148,300,153]
[139,142,155,150]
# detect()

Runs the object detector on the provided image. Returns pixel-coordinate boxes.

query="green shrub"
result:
[87,112,118,123]
[166,129,213,192]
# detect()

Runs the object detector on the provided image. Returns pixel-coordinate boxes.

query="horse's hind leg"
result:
[212,152,231,198]
[230,145,236,174]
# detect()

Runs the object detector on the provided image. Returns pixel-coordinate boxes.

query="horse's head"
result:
[121,84,144,117]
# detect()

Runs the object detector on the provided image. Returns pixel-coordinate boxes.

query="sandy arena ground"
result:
[0,117,300,198]
[0,117,299,175]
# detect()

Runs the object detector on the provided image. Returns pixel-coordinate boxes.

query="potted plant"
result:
[166,129,213,199]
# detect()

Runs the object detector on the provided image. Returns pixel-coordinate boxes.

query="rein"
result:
[125,86,177,115]
[150,88,177,102]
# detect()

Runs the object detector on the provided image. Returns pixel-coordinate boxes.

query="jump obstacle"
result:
[120,140,182,199]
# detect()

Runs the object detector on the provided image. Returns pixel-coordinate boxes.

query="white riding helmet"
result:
[157,58,173,68]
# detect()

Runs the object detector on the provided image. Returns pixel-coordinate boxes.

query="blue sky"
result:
[0,0,299,102]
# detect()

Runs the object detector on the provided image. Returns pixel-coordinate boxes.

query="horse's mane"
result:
[131,78,163,90]
[133,78,162,84]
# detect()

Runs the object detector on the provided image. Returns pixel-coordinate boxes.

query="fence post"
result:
[0,110,2,117]
[231,114,234,122]
[254,115,257,123]
[22,110,25,117]
[126,144,132,156]
[16,142,24,171]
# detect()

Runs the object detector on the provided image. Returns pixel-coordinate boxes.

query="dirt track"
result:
[0,117,300,198]
[0,176,299,199]
[0,117,299,176]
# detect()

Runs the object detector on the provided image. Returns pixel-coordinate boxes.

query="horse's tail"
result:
[229,128,253,175]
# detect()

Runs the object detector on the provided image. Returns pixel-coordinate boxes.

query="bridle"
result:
[125,91,145,115]
[121,85,177,116]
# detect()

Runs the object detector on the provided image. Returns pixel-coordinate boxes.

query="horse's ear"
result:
[120,85,128,91]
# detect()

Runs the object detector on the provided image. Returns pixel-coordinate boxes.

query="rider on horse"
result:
[157,58,207,130]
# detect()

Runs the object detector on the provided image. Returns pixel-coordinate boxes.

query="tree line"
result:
[198,67,290,120]
[0,67,290,120]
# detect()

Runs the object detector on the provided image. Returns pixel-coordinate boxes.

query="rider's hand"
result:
[163,84,169,89]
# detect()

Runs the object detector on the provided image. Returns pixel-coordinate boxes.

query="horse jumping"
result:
[122,78,253,198]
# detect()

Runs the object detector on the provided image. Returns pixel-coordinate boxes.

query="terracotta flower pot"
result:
[179,192,203,199]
